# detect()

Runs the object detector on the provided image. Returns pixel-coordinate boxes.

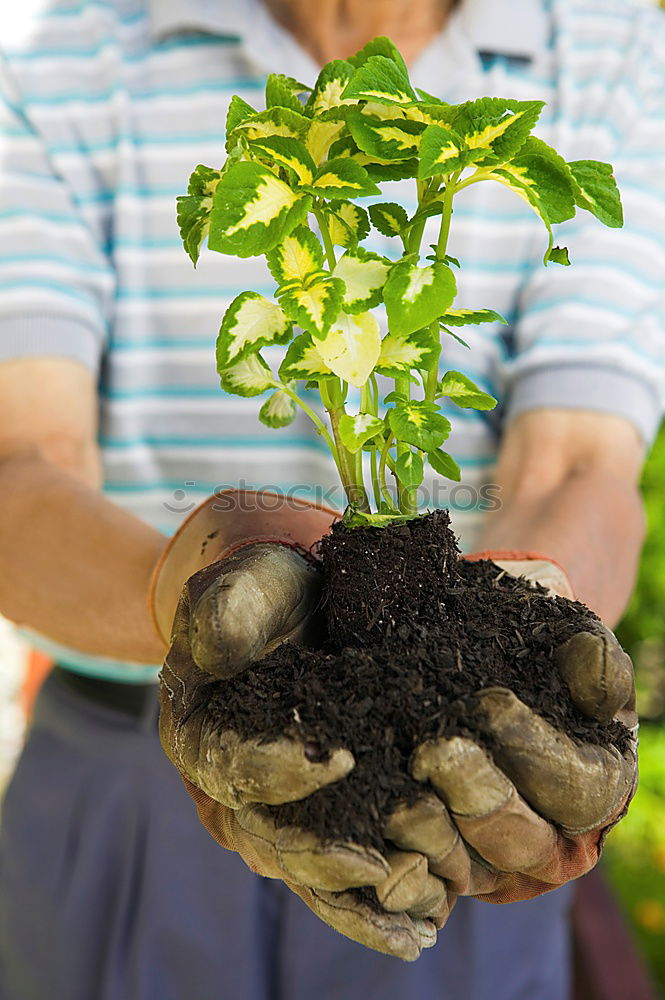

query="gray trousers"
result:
[0,669,572,1000]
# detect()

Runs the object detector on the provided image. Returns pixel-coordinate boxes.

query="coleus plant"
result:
[177,37,622,524]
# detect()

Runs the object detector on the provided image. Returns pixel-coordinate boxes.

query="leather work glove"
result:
[158,540,451,961]
[397,552,638,904]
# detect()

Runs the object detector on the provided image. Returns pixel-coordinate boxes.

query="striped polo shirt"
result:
[1,0,664,680]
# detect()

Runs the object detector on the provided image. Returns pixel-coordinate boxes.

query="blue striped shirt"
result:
[1,0,665,680]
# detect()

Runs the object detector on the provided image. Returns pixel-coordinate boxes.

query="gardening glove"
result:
[395,552,638,904]
[159,540,450,961]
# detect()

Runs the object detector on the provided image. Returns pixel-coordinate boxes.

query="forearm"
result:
[476,468,644,625]
[0,451,168,662]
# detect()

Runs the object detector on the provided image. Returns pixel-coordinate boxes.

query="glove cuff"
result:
[148,489,339,645]
[463,550,576,601]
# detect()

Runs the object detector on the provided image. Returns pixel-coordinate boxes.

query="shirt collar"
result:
[147,0,548,63]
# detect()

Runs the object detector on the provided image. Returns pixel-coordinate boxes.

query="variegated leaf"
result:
[306,59,355,115]
[438,370,497,410]
[259,388,297,428]
[333,248,390,313]
[338,412,384,453]
[232,107,311,144]
[177,164,222,266]
[209,162,309,258]
[216,292,292,369]
[265,74,311,115]
[278,333,335,381]
[375,328,440,378]
[305,157,379,199]
[388,401,451,452]
[247,136,316,186]
[342,54,417,106]
[278,275,345,340]
[219,353,275,397]
[383,260,457,337]
[318,311,381,387]
[328,135,417,181]
[451,97,544,165]
[348,36,409,77]
[324,201,371,248]
[349,110,424,161]
[368,201,409,238]
[440,308,507,327]
[266,226,325,286]
[305,117,347,165]
[418,124,467,178]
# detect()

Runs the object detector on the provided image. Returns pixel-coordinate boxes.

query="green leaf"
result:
[226,96,257,134]
[548,246,571,266]
[304,157,379,199]
[349,110,424,161]
[338,412,384,453]
[247,136,316,186]
[343,54,417,106]
[333,247,390,313]
[368,202,410,238]
[259,388,297,428]
[327,135,417,181]
[375,328,440,378]
[348,36,409,79]
[418,124,467,178]
[427,449,461,482]
[395,450,424,490]
[318,311,381,387]
[208,161,309,258]
[306,60,355,115]
[265,73,310,115]
[176,164,222,266]
[438,370,497,410]
[388,400,451,452]
[441,327,471,349]
[568,160,623,229]
[440,308,507,327]
[383,259,457,337]
[324,201,371,248]
[278,275,345,340]
[216,292,292,369]
[219,353,275,397]
[450,97,545,165]
[278,333,335,381]
[266,226,325,285]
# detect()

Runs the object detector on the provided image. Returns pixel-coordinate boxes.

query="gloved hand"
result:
[158,539,451,961]
[399,552,638,903]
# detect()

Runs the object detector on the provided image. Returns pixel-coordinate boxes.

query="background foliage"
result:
[606,424,665,992]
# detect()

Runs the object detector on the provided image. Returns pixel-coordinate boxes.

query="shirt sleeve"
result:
[0,51,114,372]
[504,14,665,445]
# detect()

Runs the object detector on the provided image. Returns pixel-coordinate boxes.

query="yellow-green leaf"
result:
[324,201,371,248]
[177,164,222,265]
[278,275,345,339]
[278,333,335,381]
[267,226,325,286]
[342,54,417,106]
[318,311,381,387]
[440,308,507,327]
[247,136,316,186]
[338,412,384,453]
[375,328,440,378]
[333,248,390,313]
[307,60,355,115]
[219,353,275,397]
[438,370,497,410]
[305,157,379,199]
[216,292,292,369]
[259,388,297,427]
[384,259,457,336]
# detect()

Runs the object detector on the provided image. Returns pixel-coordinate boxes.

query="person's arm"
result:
[474,408,646,626]
[0,356,167,663]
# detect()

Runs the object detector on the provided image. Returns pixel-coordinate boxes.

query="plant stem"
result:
[436,176,456,259]
[393,376,417,514]
[320,380,370,512]
[378,432,398,511]
[425,320,441,403]
[314,205,337,271]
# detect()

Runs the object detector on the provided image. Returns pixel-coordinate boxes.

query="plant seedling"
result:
[178,36,623,524]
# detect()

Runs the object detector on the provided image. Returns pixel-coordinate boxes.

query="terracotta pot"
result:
[148,489,339,644]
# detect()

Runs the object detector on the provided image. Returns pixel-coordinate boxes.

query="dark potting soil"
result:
[206,510,630,850]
